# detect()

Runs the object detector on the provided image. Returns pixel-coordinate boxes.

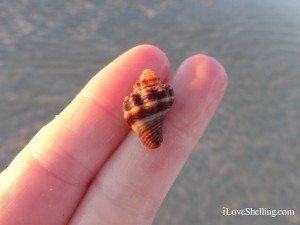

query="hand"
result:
[0,45,227,225]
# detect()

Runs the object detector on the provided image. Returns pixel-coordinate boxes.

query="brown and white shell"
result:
[123,69,174,149]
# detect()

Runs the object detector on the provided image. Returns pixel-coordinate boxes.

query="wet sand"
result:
[1,0,300,224]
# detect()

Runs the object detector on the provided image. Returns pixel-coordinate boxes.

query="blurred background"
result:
[1,0,300,224]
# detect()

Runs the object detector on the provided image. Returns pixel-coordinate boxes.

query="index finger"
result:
[0,45,170,225]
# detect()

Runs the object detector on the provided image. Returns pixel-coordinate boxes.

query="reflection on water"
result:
[1,0,300,224]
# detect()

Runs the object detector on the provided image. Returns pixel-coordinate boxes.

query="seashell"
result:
[123,69,174,149]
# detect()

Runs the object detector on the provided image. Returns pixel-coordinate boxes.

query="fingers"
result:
[0,45,170,225]
[69,55,228,225]
[29,45,170,185]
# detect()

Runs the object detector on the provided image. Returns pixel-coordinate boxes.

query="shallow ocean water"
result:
[1,0,300,224]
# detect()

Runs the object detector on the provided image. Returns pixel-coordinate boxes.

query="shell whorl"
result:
[123,69,174,149]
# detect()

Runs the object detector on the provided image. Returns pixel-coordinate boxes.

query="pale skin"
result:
[0,45,227,225]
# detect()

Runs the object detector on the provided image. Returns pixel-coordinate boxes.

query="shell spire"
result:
[123,69,174,149]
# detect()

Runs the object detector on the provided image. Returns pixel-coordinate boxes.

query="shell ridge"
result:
[137,116,164,148]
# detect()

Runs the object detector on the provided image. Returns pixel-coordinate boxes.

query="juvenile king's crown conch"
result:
[123,69,175,149]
